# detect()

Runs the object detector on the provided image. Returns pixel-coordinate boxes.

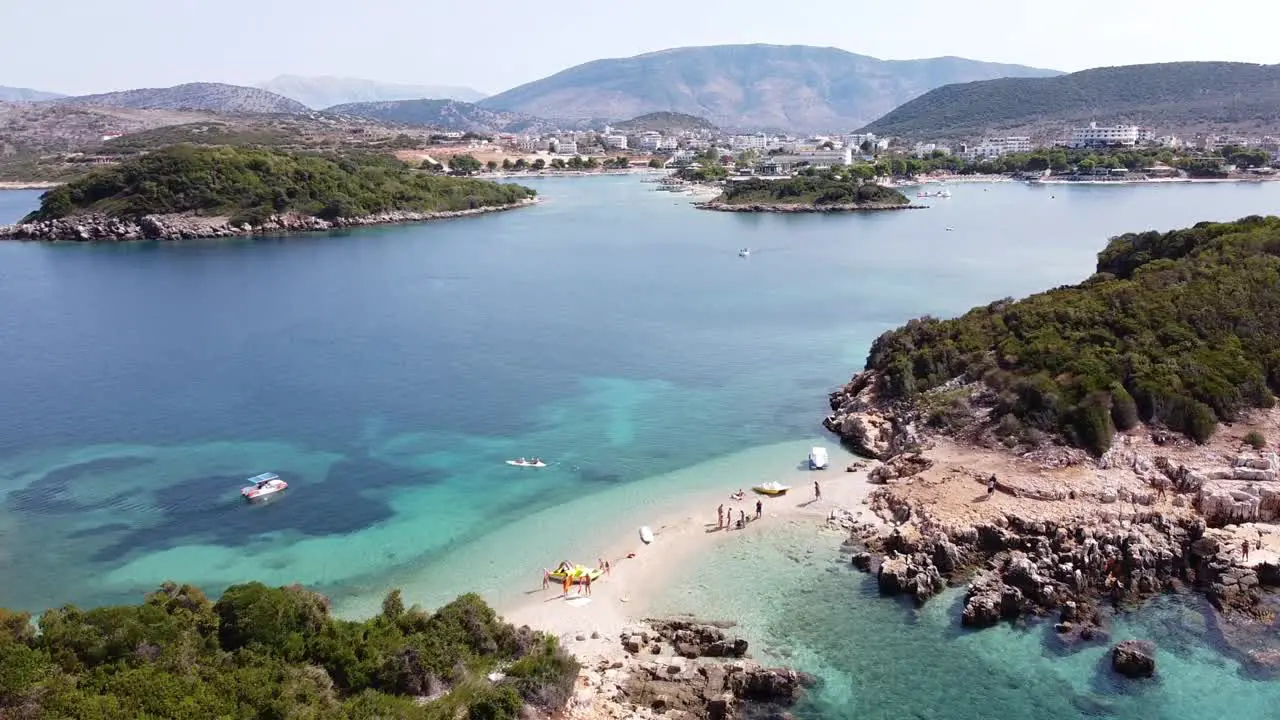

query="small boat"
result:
[506,457,546,468]
[752,481,791,496]
[241,472,287,501]
[809,446,829,470]
[639,526,655,544]
[738,248,750,257]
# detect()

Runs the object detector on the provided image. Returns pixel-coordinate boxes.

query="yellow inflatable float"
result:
[546,561,604,584]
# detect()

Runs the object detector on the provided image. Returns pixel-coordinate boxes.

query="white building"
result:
[1069,123,1141,148]
[959,137,1032,161]
[730,133,769,151]
[604,134,628,150]
[637,132,663,151]
[913,142,952,157]
[656,136,679,151]
[552,138,578,155]
[761,147,853,173]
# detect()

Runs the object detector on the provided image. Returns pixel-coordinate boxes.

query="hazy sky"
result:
[4,0,1277,96]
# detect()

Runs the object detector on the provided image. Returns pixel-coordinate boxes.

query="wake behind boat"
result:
[241,472,287,501]
[506,457,546,468]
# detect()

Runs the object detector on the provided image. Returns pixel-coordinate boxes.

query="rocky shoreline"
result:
[694,200,925,213]
[565,618,815,720]
[0,198,537,242]
[826,368,1280,676]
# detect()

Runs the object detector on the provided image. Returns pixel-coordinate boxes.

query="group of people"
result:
[718,498,764,530]
[541,558,611,597]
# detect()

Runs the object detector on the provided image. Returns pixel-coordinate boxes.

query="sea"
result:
[3,178,1279,718]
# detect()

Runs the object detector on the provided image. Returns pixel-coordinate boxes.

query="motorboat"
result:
[809,446,829,470]
[752,481,791,496]
[738,248,750,257]
[506,457,546,468]
[241,472,287,500]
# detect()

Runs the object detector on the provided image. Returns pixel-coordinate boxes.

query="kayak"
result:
[506,460,546,467]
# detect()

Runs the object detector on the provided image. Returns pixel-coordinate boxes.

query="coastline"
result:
[694,200,925,213]
[0,181,62,190]
[0,197,539,242]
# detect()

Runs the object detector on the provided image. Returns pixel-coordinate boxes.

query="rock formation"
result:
[0,201,536,242]
[1111,639,1156,678]
[824,371,925,460]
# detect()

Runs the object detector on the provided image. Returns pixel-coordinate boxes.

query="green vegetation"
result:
[611,111,718,134]
[1245,430,1268,450]
[861,61,1280,139]
[0,582,578,720]
[867,216,1280,454]
[24,145,535,225]
[716,172,909,206]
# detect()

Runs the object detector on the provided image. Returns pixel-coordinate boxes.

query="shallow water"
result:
[3,179,1280,716]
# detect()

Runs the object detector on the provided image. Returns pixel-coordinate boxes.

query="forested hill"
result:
[0,583,578,718]
[23,145,534,224]
[864,216,1280,454]
[859,62,1280,140]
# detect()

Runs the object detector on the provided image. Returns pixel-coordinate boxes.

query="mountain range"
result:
[860,62,1280,140]
[0,86,65,102]
[54,82,307,114]
[478,44,1060,132]
[257,75,487,108]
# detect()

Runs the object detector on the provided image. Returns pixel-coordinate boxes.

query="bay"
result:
[2,177,1280,718]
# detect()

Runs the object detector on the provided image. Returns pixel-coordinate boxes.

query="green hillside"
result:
[865,216,1280,454]
[860,62,1280,139]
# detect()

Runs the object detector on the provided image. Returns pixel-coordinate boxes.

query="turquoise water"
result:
[3,179,1280,716]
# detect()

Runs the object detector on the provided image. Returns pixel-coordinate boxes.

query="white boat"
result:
[241,472,287,501]
[738,248,750,257]
[752,481,792,496]
[505,458,546,468]
[639,526,655,544]
[809,446,829,470]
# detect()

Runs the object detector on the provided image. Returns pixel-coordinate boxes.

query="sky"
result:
[3,0,1278,96]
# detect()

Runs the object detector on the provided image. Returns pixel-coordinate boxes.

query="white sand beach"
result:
[501,446,881,666]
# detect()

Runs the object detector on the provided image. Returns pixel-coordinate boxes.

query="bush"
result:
[1072,393,1116,456]
[1244,430,1268,450]
[1110,384,1140,431]
[214,582,331,659]
[469,685,524,720]
[504,636,580,711]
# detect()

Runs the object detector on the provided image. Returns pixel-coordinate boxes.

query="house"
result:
[758,147,853,174]
[1069,123,1141,148]
[604,134,628,150]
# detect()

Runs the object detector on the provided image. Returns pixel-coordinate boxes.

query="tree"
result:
[531,158,545,170]
[860,140,874,155]
[501,158,513,170]
[485,160,498,172]
[648,158,664,169]
[449,154,482,175]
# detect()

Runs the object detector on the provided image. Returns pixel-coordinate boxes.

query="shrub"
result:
[1071,393,1115,456]
[1110,384,1140,431]
[1244,430,1267,450]
[214,582,330,659]
[504,636,579,711]
[469,685,524,720]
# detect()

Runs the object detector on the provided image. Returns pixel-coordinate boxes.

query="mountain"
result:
[0,86,64,102]
[324,99,560,134]
[611,112,717,133]
[479,44,1060,132]
[860,62,1280,140]
[55,83,308,114]
[258,75,487,108]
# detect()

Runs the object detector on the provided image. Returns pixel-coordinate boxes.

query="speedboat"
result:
[809,446,829,470]
[738,248,750,257]
[241,472,287,501]
[752,481,792,496]
[506,457,547,468]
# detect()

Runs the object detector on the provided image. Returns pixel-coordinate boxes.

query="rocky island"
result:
[826,215,1280,676]
[0,145,537,241]
[696,175,918,213]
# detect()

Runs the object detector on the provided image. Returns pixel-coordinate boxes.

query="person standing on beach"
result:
[987,475,997,497]
[739,509,746,527]
[584,572,593,597]
[718,504,725,530]
[756,499,763,519]
[562,573,571,597]
[814,480,821,500]
[1243,540,1251,561]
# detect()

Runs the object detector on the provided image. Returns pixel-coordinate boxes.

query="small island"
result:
[1,145,537,242]
[695,174,917,213]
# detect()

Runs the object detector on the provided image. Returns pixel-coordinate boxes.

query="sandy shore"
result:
[502,455,880,667]
[0,181,60,190]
